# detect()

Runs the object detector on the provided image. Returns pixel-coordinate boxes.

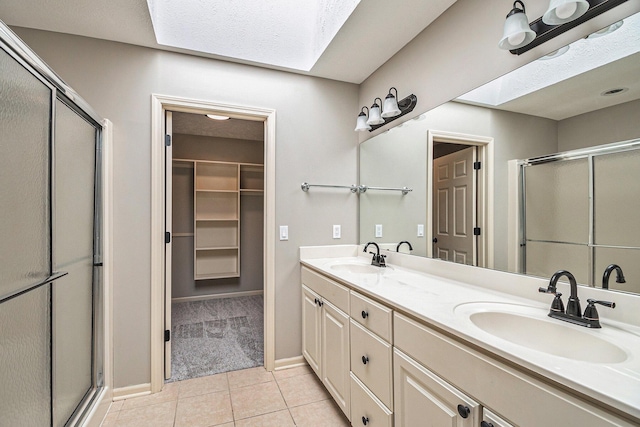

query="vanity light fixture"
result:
[543,0,589,25]
[355,106,372,132]
[381,87,402,118]
[355,89,418,132]
[366,98,385,126]
[206,114,230,120]
[501,0,628,55]
[499,1,536,50]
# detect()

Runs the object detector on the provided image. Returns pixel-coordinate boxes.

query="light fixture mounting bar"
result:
[510,0,628,55]
[368,94,418,132]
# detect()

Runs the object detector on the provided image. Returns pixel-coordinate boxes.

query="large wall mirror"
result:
[359,9,640,295]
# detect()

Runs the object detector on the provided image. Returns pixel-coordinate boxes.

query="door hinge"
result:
[165,134,171,146]
[473,227,481,236]
[165,231,171,244]
[164,330,171,342]
[473,161,481,170]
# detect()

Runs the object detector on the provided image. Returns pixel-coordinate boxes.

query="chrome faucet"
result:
[602,264,626,289]
[363,242,386,267]
[396,240,413,252]
[539,270,615,328]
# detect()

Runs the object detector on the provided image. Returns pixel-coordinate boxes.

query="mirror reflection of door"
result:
[432,145,477,265]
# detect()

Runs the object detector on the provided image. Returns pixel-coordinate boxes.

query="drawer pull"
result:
[361,310,369,319]
[362,355,369,365]
[481,422,494,427]
[457,404,470,419]
[362,416,369,425]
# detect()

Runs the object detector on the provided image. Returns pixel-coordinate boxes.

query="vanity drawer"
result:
[350,291,393,343]
[350,372,393,427]
[301,267,349,313]
[350,320,393,409]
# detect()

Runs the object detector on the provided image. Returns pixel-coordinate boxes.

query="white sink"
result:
[455,302,628,364]
[330,262,392,275]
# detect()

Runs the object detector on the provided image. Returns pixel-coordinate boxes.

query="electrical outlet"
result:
[375,224,383,238]
[279,225,288,241]
[417,224,424,237]
[333,225,341,239]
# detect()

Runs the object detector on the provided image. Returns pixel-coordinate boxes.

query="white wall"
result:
[13,28,359,388]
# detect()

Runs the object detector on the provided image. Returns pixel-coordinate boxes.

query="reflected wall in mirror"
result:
[359,10,640,294]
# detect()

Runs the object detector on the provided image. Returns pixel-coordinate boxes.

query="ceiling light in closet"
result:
[206,114,230,120]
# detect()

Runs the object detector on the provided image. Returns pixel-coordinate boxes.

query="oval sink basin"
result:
[456,303,628,364]
[330,262,392,275]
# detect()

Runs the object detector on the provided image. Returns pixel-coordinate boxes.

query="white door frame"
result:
[150,94,276,393]
[426,130,494,269]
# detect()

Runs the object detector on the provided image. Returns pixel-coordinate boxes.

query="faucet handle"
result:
[583,299,615,327]
[378,254,387,267]
[586,299,616,309]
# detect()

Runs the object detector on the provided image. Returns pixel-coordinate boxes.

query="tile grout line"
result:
[273,371,298,426]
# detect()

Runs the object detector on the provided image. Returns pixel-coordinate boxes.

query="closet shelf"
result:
[195,218,239,222]
[195,189,238,193]
[196,246,239,251]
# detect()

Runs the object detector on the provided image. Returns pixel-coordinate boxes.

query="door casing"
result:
[150,94,276,392]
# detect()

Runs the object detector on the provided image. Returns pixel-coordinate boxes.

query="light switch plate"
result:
[333,225,341,239]
[417,224,424,237]
[280,225,288,241]
[375,224,383,238]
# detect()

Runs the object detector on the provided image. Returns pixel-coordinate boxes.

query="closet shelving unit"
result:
[175,159,263,280]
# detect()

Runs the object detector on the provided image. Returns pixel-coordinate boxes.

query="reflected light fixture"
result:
[543,0,589,25]
[498,1,536,50]
[354,107,371,132]
[366,98,385,126]
[355,88,418,132]
[206,114,230,120]
[381,87,401,118]
[587,20,623,39]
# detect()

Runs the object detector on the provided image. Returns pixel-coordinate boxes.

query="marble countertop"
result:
[300,250,640,421]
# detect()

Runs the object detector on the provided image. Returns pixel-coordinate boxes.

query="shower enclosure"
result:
[518,139,640,292]
[0,21,106,426]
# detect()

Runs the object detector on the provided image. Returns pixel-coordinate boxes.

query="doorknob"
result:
[432,238,438,243]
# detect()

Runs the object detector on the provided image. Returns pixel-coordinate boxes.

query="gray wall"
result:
[13,28,359,388]
[558,99,640,151]
[171,134,265,299]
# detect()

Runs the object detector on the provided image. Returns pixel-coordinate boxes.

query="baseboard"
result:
[274,355,307,371]
[172,290,263,303]
[112,383,151,401]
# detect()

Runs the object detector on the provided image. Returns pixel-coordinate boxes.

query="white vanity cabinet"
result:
[301,268,350,418]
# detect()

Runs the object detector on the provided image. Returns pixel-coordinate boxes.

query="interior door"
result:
[432,147,476,265]
[164,111,173,379]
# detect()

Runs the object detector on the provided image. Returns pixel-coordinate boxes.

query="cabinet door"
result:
[322,300,350,419]
[302,285,322,377]
[394,348,479,427]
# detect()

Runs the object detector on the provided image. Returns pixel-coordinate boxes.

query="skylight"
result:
[457,12,640,107]
[146,0,360,71]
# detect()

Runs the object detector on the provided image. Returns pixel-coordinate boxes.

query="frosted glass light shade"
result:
[381,94,401,118]
[542,0,588,25]
[355,112,371,131]
[366,104,384,126]
[499,10,536,50]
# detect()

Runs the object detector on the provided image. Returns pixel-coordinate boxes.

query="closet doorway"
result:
[166,111,266,382]
[150,95,276,392]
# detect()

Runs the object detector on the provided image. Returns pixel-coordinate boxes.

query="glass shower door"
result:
[52,98,98,426]
[0,45,53,425]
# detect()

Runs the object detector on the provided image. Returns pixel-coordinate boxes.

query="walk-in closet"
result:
[167,111,265,382]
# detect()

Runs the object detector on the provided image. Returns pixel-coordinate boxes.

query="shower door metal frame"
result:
[518,138,640,286]
[0,19,107,427]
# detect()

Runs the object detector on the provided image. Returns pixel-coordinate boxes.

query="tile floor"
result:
[101,365,350,426]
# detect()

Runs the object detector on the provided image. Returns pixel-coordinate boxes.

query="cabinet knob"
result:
[362,416,369,425]
[361,310,369,319]
[457,404,470,419]
[481,422,495,427]
[314,298,319,305]
[318,300,323,307]
[362,355,369,365]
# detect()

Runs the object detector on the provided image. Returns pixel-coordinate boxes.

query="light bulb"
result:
[555,2,577,19]
[508,32,526,46]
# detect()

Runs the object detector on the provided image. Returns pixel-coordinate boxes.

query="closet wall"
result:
[172,131,264,299]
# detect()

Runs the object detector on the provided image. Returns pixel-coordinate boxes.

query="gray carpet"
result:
[166,295,264,383]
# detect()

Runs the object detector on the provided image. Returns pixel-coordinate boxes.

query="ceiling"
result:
[0,0,457,84]
[172,112,264,141]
